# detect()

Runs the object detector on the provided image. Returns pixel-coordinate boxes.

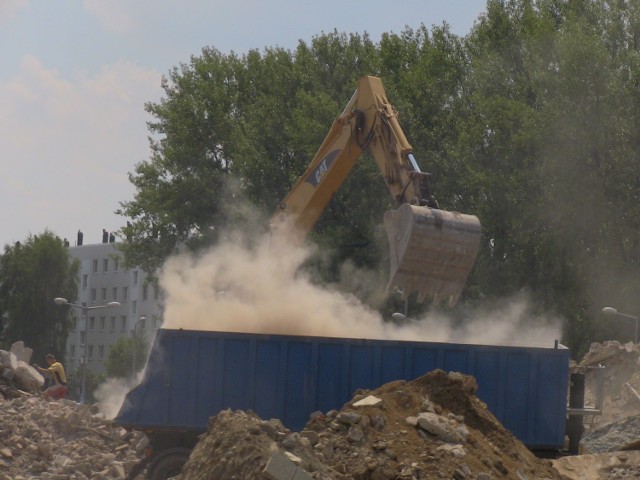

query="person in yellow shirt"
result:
[35,354,68,400]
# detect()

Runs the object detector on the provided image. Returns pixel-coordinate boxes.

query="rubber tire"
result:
[148,452,189,480]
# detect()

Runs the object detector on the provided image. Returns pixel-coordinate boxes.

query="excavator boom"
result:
[272,76,481,305]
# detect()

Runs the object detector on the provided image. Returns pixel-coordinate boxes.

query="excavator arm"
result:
[272,76,481,306]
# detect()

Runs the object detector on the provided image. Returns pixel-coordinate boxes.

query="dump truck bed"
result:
[115,329,569,450]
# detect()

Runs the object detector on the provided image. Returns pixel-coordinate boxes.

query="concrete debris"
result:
[352,395,381,407]
[581,341,640,430]
[13,361,45,392]
[10,340,34,364]
[1,346,44,394]
[0,390,146,480]
[177,370,562,480]
[0,346,146,480]
[5,339,640,479]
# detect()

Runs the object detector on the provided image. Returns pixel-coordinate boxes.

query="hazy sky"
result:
[0,0,487,248]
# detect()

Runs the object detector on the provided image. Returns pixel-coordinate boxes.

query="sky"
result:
[0,0,487,248]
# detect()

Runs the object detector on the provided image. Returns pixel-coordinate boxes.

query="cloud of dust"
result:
[94,370,146,420]
[159,231,562,348]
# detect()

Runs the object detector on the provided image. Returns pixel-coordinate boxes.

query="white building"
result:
[65,239,163,375]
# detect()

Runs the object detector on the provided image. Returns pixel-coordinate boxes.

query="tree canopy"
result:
[0,231,79,362]
[105,333,148,380]
[118,0,640,358]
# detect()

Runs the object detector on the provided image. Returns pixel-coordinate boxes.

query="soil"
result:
[178,369,562,480]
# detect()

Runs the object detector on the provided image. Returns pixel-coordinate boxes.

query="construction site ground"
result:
[2,340,640,479]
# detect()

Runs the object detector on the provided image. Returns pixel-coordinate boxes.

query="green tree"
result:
[115,3,640,357]
[105,334,149,379]
[65,366,106,403]
[0,231,79,362]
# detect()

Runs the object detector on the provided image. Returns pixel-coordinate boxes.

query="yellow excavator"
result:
[271,76,481,306]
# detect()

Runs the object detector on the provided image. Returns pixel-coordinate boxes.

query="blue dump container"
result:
[116,328,569,451]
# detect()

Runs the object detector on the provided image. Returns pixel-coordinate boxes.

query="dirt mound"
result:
[179,369,561,480]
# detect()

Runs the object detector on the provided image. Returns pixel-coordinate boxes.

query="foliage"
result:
[105,333,149,380]
[0,231,79,362]
[117,1,640,357]
[65,365,106,403]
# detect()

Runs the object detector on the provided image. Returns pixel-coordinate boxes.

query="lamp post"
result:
[54,297,121,402]
[602,306,639,344]
[132,316,146,378]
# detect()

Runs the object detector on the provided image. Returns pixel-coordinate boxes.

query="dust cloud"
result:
[94,377,135,419]
[95,368,149,419]
[158,231,562,348]
[100,230,561,417]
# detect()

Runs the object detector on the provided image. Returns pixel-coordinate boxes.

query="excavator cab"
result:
[272,76,481,306]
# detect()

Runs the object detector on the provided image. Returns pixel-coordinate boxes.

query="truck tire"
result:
[148,450,190,480]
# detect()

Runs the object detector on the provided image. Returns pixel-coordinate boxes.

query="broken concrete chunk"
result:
[417,412,469,444]
[13,361,44,393]
[9,341,33,364]
[353,395,382,407]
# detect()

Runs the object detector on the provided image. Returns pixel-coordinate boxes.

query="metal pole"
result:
[53,298,121,404]
[81,305,88,403]
[132,327,137,379]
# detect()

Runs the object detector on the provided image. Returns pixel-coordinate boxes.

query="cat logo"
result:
[305,150,340,187]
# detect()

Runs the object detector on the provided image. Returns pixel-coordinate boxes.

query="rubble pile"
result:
[580,341,640,432]
[5,338,640,479]
[179,369,562,480]
[0,393,146,480]
[0,343,146,480]
[578,341,640,453]
[545,341,640,480]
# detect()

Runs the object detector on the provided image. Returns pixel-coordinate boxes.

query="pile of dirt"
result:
[178,369,562,480]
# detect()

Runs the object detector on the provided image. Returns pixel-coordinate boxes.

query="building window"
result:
[142,284,148,300]
[110,316,116,332]
[88,345,94,360]
[73,318,77,330]
[132,300,137,314]
[91,289,96,301]
[101,288,107,300]
[99,316,105,331]
[133,270,139,285]
[80,331,86,344]
[70,344,75,360]
[82,274,88,289]
[103,258,108,272]
[112,287,117,300]
[114,257,119,271]
[121,316,127,331]
[123,287,128,301]
[89,317,95,330]
[98,345,104,359]
[92,259,98,273]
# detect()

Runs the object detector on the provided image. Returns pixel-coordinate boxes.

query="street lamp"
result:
[602,306,639,344]
[53,297,121,402]
[132,316,146,378]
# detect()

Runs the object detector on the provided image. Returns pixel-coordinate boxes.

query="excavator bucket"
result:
[384,204,481,306]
